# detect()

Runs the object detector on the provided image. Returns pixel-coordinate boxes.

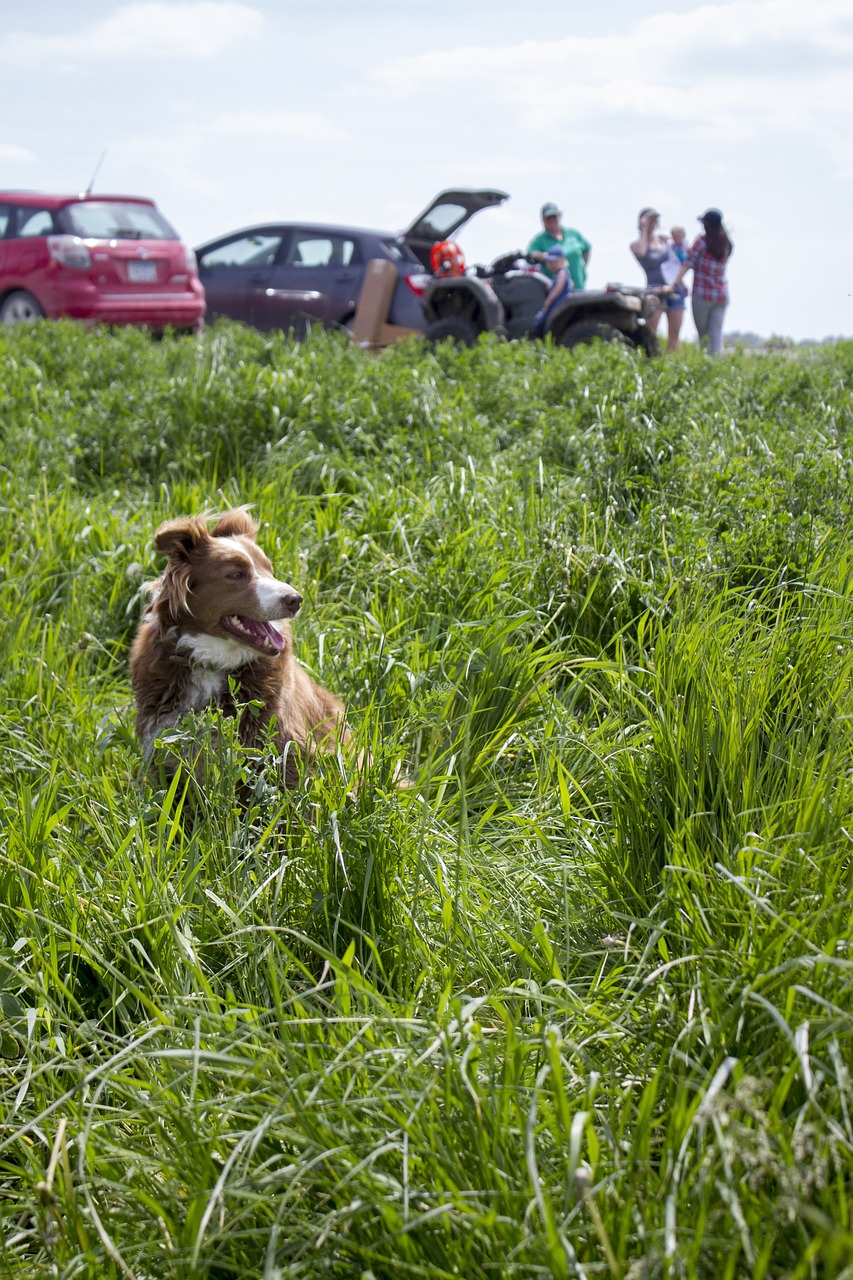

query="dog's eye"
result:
[226,569,247,580]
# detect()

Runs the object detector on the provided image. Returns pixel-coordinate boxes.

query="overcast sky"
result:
[2,0,851,341]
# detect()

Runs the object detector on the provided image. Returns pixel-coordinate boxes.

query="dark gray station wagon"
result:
[195,189,506,334]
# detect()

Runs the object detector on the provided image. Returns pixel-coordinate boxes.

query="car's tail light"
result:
[47,235,92,270]
[183,243,198,274]
[404,272,430,297]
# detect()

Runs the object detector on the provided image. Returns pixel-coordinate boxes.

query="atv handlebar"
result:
[488,250,533,273]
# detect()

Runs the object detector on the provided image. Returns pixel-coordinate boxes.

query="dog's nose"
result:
[282,591,303,613]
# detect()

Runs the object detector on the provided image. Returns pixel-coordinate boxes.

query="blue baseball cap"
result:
[547,243,567,259]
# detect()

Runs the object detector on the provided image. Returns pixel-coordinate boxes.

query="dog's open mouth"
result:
[220,614,285,656]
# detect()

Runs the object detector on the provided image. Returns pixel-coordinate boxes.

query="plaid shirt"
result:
[686,236,730,304]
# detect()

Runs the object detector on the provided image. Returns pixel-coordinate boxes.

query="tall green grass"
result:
[1,321,853,1277]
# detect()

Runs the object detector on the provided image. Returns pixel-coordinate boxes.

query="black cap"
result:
[699,208,723,225]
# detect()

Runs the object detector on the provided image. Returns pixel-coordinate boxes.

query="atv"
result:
[422,250,662,354]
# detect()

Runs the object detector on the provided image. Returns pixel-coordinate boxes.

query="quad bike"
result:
[422,247,663,355]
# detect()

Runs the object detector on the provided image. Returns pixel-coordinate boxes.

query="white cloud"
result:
[0,144,35,164]
[213,112,345,143]
[0,3,263,62]
[112,109,347,202]
[371,0,853,148]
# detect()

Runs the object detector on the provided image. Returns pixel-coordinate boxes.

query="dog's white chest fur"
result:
[176,632,253,672]
[185,666,227,710]
[137,634,253,757]
[175,633,254,716]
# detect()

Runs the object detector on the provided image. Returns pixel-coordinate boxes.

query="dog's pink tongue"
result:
[222,615,285,655]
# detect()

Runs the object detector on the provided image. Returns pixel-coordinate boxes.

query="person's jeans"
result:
[691,297,727,354]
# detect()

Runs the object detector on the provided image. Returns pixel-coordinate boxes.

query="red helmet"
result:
[430,240,466,277]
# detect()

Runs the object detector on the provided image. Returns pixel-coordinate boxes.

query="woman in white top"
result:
[630,207,685,354]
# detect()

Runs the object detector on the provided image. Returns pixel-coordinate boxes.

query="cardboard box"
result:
[351,259,421,348]
[350,259,399,345]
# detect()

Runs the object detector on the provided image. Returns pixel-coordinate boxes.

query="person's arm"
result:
[669,238,699,290]
[631,216,653,261]
[543,267,567,309]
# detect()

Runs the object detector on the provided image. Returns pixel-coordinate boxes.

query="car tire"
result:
[0,290,45,325]
[555,321,632,350]
[424,317,479,346]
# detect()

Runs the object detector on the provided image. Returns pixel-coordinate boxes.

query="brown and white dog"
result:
[129,508,345,785]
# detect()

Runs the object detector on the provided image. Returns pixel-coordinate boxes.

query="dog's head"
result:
[151,507,302,658]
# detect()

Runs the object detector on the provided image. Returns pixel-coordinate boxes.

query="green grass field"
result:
[2,321,853,1278]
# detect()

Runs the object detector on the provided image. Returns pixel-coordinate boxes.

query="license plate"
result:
[128,261,157,283]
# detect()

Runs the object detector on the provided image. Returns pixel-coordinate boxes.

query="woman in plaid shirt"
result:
[671,209,733,355]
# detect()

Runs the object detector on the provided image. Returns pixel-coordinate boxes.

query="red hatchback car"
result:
[0,192,205,332]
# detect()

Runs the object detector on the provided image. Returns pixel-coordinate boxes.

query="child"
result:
[659,223,688,353]
[669,225,687,264]
[533,243,573,336]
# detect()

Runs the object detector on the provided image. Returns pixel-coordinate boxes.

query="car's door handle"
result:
[248,273,267,286]
[335,273,357,283]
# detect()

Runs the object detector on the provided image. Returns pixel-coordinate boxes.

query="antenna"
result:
[85,151,106,196]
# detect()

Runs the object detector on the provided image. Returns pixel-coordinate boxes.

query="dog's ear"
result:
[152,517,210,618]
[211,507,258,541]
[154,515,210,560]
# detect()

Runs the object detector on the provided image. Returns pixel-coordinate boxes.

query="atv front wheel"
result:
[424,317,479,346]
[555,321,631,350]
[635,325,661,357]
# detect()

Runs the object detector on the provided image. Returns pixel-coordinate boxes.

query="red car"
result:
[0,191,205,332]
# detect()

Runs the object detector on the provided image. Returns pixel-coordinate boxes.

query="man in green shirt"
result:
[527,201,591,290]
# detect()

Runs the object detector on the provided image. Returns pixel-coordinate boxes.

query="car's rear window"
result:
[406,202,470,242]
[286,235,361,268]
[59,200,178,241]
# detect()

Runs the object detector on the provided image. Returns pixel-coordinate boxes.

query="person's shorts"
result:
[663,286,686,311]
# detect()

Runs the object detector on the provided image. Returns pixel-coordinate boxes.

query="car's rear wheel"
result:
[0,290,45,325]
[424,317,479,346]
[555,321,631,350]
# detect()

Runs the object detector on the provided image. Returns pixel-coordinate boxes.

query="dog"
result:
[129,508,345,786]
